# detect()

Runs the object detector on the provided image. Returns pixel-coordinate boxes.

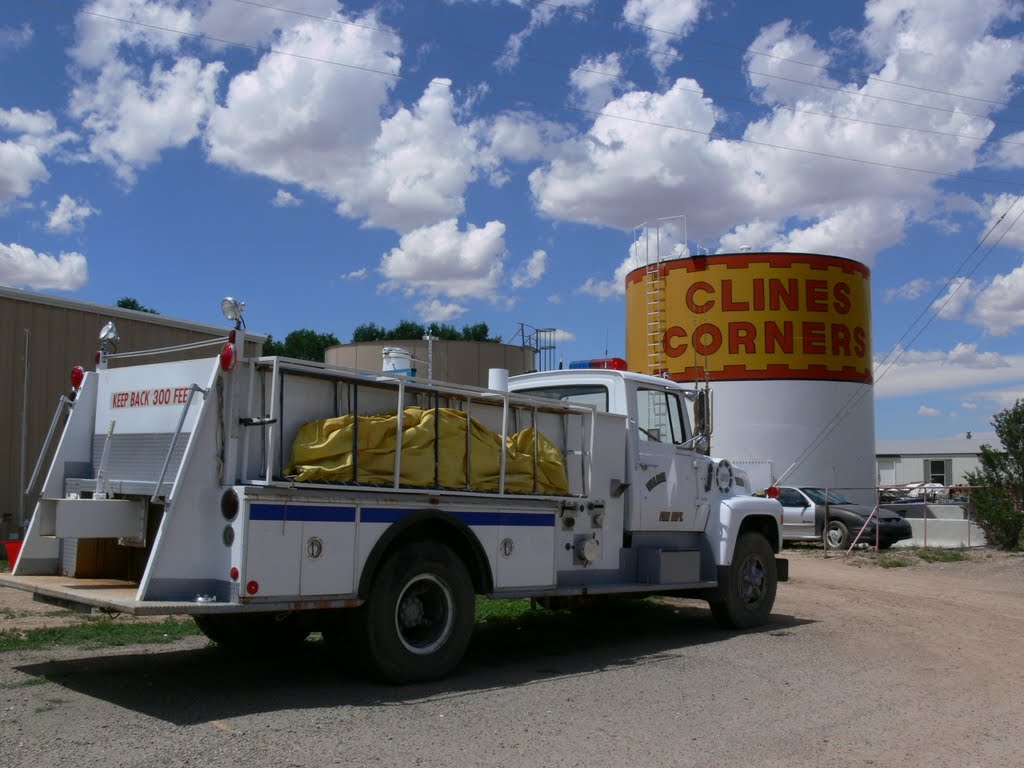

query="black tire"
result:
[360,541,475,684]
[709,532,777,629]
[877,541,894,551]
[194,612,311,651]
[824,519,850,550]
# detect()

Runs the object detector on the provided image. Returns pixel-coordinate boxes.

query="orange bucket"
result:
[3,541,22,569]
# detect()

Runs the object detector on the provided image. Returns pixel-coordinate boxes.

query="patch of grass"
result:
[0,617,201,653]
[474,596,534,622]
[916,548,970,563]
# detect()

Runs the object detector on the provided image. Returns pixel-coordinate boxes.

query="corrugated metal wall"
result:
[1,288,263,540]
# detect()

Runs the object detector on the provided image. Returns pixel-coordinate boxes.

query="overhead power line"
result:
[79,7,1024,189]
[231,0,1024,147]
[525,0,1021,110]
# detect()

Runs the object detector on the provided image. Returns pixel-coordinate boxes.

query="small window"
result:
[925,459,950,485]
[777,488,805,507]
[516,384,609,412]
[636,388,688,445]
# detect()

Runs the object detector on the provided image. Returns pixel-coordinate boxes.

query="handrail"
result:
[24,394,75,497]
[151,384,208,504]
[106,337,229,360]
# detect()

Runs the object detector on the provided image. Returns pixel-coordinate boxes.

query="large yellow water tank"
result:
[625,252,875,498]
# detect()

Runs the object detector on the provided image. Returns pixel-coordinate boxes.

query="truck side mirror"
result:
[694,387,713,439]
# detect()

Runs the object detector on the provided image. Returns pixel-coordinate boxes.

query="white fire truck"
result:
[0,300,786,683]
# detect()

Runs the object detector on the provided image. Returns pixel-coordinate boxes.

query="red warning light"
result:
[70,365,85,390]
[246,580,259,595]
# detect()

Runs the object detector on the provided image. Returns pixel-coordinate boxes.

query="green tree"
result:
[349,319,500,343]
[964,399,1024,550]
[116,297,159,314]
[263,329,340,362]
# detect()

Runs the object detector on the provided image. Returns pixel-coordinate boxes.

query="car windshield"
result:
[801,487,853,505]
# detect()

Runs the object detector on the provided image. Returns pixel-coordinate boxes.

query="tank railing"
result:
[24,394,76,498]
[105,337,229,361]
[260,357,597,498]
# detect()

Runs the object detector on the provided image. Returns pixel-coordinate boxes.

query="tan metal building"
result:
[1,287,264,540]
[325,340,536,388]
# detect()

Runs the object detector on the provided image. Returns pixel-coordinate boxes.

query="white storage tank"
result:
[625,252,875,502]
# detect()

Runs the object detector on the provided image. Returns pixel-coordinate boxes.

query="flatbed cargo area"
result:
[0,574,361,616]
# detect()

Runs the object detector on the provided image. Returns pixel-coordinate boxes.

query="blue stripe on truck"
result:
[249,503,555,527]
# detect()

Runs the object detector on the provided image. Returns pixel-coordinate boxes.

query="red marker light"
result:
[767,486,780,499]
[229,567,239,581]
[70,365,85,390]
[568,357,629,370]
[246,580,259,595]
[228,329,236,344]
[220,343,236,371]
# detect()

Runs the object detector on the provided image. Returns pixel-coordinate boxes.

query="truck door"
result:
[633,386,707,531]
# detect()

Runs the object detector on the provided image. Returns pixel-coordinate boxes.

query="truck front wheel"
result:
[362,541,475,684]
[709,532,777,629]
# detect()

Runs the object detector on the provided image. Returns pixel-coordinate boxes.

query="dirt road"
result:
[1,547,1022,768]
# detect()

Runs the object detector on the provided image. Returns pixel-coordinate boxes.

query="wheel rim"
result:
[825,524,844,548]
[738,553,767,606]
[394,574,455,655]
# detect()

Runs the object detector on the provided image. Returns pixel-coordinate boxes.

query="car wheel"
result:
[709,532,778,629]
[824,519,850,550]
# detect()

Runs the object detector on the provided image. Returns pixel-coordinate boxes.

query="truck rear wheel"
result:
[361,541,474,684]
[195,612,310,651]
[709,532,777,629]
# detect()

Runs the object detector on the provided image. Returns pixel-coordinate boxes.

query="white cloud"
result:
[570,53,630,112]
[46,195,97,233]
[70,57,224,183]
[551,329,576,342]
[917,405,940,416]
[272,189,300,208]
[622,0,706,73]
[493,0,595,70]
[530,0,1024,264]
[0,242,89,290]
[511,249,547,288]
[931,277,973,320]
[0,24,33,52]
[415,298,468,323]
[961,401,978,409]
[341,268,368,280]
[380,218,507,299]
[548,294,562,304]
[969,263,1024,335]
[745,21,838,105]
[874,343,1022,398]
[980,193,1024,250]
[0,108,75,208]
[884,278,933,302]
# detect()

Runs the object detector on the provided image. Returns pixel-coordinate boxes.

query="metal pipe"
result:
[152,384,207,504]
[18,329,30,536]
[25,394,73,497]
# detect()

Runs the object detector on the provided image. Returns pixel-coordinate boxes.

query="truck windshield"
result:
[801,487,853,505]
[514,384,609,411]
[636,388,688,445]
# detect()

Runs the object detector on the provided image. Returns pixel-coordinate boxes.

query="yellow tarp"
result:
[285,406,569,494]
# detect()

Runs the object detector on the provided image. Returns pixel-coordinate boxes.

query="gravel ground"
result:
[1,547,1022,768]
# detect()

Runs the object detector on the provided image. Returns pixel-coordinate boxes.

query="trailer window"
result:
[515,385,608,411]
[636,388,687,444]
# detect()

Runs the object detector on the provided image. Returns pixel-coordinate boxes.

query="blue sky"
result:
[2,0,1024,442]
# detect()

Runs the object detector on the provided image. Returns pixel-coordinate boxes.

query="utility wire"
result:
[526,0,1021,110]
[231,0,1024,148]
[776,195,1024,485]
[457,0,1024,126]
[80,8,1024,189]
